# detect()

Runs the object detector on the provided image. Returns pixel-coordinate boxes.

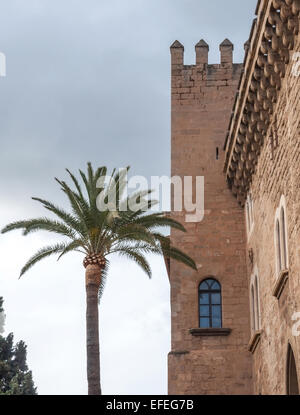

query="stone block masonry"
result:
[169,40,253,395]
[246,31,300,395]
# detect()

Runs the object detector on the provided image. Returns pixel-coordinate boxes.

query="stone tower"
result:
[168,40,253,394]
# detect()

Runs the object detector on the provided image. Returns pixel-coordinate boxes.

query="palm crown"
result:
[2,163,196,297]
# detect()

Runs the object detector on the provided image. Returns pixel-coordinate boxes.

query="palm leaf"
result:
[19,243,67,278]
[32,197,86,237]
[22,218,77,239]
[57,239,86,260]
[134,213,186,232]
[97,258,110,303]
[117,248,152,278]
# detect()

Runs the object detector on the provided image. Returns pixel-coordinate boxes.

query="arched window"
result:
[274,196,289,276]
[276,219,282,273]
[250,194,254,224]
[251,285,256,331]
[199,279,222,329]
[254,276,260,330]
[246,192,254,236]
[287,345,299,395]
[281,207,287,270]
[246,201,251,232]
[250,271,261,333]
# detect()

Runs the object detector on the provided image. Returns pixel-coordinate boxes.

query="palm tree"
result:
[1,163,196,395]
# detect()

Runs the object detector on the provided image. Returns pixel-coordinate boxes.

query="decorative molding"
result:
[189,328,232,337]
[224,0,300,206]
[272,269,289,299]
[248,330,262,353]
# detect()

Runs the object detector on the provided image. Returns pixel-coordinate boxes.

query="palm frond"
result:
[134,213,187,232]
[65,169,85,200]
[110,242,161,256]
[161,242,197,271]
[78,169,90,199]
[19,243,67,278]
[110,223,157,248]
[94,166,107,188]
[119,189,154,214]
[32,197,87,237]
[116,248,152,278]
[98,258,110,303]
[55,178,92,230]
[57,239,86,260]
[2,218,75,240]
[21,218,77,239]
[112,167,130,208]
[1,220,33,234]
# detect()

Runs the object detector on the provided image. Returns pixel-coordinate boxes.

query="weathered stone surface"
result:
[169,43,253,395]
[169,0,300,395]
[245,31,300,395]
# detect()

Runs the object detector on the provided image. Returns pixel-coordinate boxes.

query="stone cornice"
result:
[224,0,300,206]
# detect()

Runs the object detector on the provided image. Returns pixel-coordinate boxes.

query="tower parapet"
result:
[195,39,209,65]
[220,38,234,64]
[170,40,184,67]
[170,40,241,111]
[170,39,235,67]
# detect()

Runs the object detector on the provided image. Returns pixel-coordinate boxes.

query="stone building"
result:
[168,0,300,395]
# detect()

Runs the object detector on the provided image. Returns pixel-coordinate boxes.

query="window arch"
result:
[245,192,254,236]
[287,344,299,395]
[246,200,251,232]
[281,207,287,270]
[250,270,261,333]
[276,219,282,273]
[199,278,222,329]
[254,276,260,330]
[274,196,289,276]
[251,285,256,331]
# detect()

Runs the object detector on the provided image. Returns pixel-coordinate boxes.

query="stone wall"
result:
[169,41,253,395]
[247,32,300,395]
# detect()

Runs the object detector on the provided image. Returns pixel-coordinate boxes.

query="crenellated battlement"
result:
[170,39,235,67]
[170,39,243,108]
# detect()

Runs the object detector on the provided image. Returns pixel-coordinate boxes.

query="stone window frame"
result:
[274,195,289,278]
[249,266,261,333]
[198,278,222,329]
[248,266,262,353]
[245,191,254,239]
[190,278,232,338]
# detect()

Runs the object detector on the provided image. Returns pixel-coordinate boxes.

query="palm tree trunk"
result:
[85,264,102,395]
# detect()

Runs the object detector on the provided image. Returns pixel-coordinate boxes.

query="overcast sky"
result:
[0,0,257,395]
